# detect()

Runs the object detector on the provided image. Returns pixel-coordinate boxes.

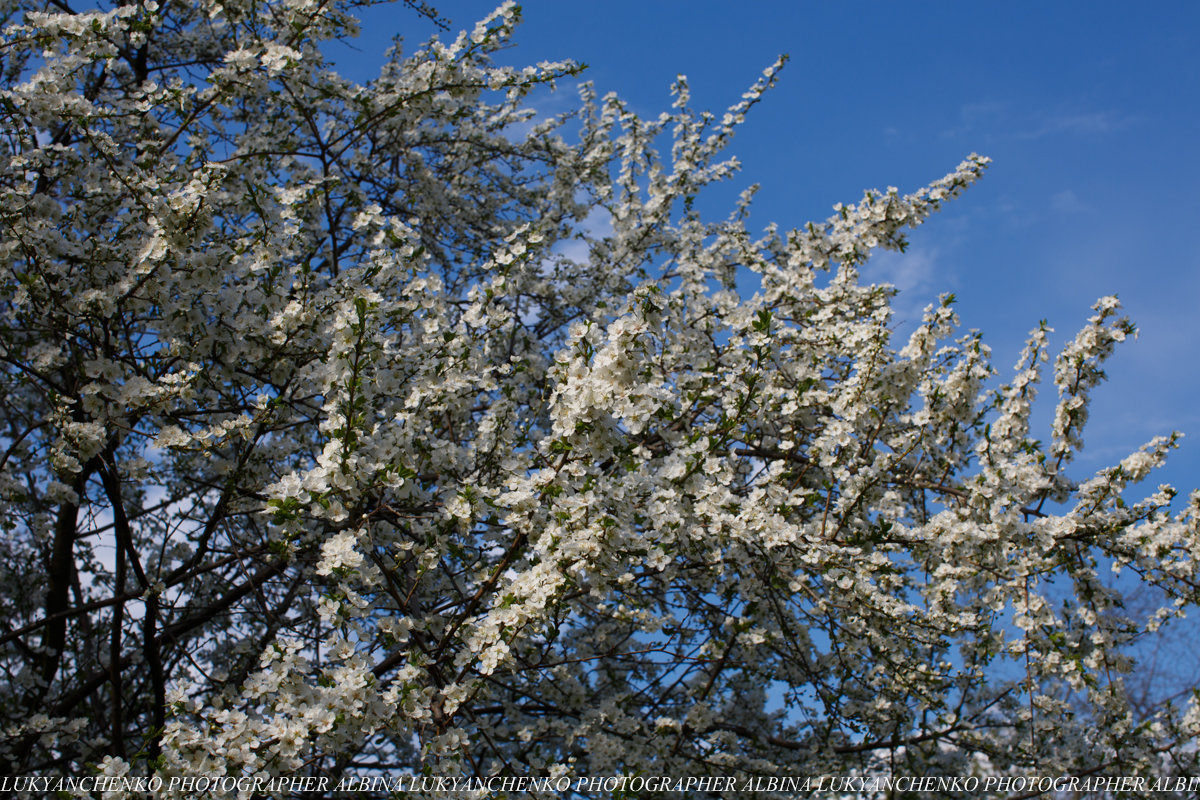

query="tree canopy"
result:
[1,0,1198,794]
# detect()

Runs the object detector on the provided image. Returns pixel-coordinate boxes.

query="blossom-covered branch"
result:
[1,0,1197,795]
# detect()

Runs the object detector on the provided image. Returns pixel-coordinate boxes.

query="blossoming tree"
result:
[1,0,1198,793]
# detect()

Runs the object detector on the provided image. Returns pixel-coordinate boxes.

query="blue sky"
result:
[340,1,1200,499]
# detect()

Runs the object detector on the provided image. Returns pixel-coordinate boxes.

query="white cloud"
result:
[1018,110,1131,140]
[1051,188,1091,213]
[941,102,1133,142]
[939,101,1008,139]
[863,244,945,329]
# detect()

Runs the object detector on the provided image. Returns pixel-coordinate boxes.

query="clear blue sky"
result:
[339,1,1200,498]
